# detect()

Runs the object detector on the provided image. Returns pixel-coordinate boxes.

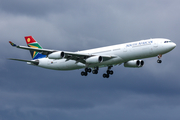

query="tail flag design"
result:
[9,41,17,47]
[24,36,46,60]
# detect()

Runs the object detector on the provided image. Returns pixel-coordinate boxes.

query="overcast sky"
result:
[0,0,180,120]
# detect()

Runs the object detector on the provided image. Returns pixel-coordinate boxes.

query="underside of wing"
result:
[48,51,117,64]
[64,52,117,64]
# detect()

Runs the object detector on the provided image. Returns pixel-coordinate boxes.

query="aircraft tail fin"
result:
[24,36,46,60]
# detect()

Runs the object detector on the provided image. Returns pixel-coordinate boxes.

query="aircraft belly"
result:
[62,60,85,70]
[49,59,85,70]
[38,58,85,70]
[119,46,155,61]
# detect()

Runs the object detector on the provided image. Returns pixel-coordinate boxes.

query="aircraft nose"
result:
[168,42,176,51]
[164,42,176,52]
[172,42,176,49]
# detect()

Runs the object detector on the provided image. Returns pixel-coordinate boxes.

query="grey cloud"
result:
[0,0,180,120]
[0,0,66,16]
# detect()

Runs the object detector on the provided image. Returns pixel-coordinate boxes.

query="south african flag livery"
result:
[25,36,46,60]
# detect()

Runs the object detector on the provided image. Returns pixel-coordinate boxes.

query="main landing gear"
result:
[81,68,91,76]
[81,66,113,78]
[92,67,98,74]
[103,66,113,78]
[81,67,99,76]
[157,54,162,63]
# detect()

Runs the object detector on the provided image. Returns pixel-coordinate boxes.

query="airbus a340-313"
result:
[9,36,176,78]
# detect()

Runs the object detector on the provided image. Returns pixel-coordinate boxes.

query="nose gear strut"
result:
[157,54,162,63]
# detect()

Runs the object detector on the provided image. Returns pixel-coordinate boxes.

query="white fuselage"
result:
[34,38,176,70]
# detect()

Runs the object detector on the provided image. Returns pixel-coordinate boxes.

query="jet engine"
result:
[86,56,103,64]
[48,51,65,59]
[124,60,144,68]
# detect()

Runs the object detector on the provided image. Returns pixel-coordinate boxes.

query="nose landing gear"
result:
[157,54,162,63]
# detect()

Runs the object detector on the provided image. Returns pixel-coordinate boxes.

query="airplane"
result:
[9,36,176,78]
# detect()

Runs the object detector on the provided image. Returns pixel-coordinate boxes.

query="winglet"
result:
[9,41,17,47]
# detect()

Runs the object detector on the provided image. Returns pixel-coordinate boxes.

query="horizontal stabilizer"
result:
[9,41,17,47]
[9,58,39,65]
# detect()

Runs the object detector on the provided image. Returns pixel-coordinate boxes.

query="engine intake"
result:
[86,56,103,64]
[48,51,65,59]
[124,60,144,68]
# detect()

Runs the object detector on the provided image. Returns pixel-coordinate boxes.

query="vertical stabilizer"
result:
[24,36,46,60]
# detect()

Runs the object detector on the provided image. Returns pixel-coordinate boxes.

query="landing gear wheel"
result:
[92,70,98,74]
[106,74,109,78]
[103,66,113,78]
[84,72,88,76]
[88,68,92,73]
[110,71,113,75]
[81,71,85,76]
[157,54,162,64]
[85,68,89,72]
[157,60,162,63]
[107,70,110,74]
[81,71,88,76]
[103,74,109,78]
[107,70,113,75]
[103,74,106,78]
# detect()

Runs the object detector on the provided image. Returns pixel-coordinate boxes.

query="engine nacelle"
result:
[86,56,103,64]
[124,60,144,68]
[48,51,65,59]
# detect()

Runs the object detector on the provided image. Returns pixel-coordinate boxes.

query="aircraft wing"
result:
[9,41,116,63]
[9,41,54,55]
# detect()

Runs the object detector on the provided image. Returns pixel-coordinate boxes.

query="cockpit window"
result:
[164,41,172,43]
